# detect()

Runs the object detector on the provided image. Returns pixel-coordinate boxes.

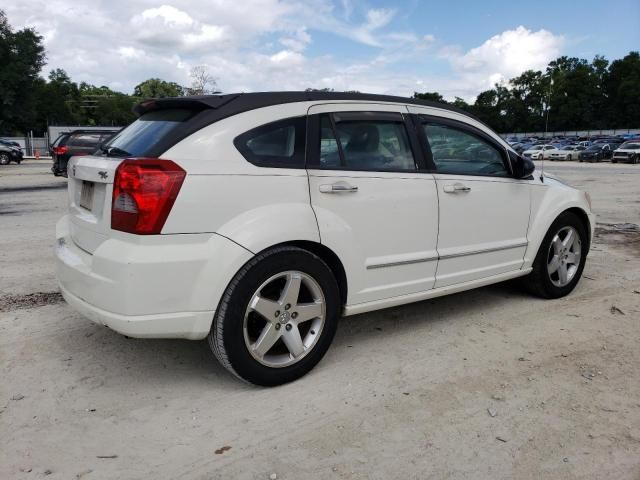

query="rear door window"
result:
[234,116,306,168]
[314,112,416,172]
[103,109,197,157]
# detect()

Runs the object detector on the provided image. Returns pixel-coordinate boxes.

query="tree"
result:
[187,66,219,96]
[413,91,446,103]
[606,52,640,128]
[0,10,46,134]
[134,78,184,98]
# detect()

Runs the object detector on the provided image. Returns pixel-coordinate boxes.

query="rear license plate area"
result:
[80,181,95,211]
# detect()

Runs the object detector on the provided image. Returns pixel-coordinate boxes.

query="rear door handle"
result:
[443,183,471,193]
[319,183,358,193]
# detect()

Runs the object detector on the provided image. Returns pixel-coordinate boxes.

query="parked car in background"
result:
[0,139,24,165]
[55,91,594,385]
[548,145,586,161]
[51,129,118,176]
[1,138,21,149]
[522,144,557,160]
[579,144,615,162]
[612,141,640,164]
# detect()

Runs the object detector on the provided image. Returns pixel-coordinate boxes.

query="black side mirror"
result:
[509,150,535,179]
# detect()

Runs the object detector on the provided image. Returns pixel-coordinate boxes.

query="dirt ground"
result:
[1,160,639,480]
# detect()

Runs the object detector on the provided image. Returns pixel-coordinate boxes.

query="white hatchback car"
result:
[56,92,595,385]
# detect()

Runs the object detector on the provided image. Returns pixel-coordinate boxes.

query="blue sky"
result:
[5,0,639,99]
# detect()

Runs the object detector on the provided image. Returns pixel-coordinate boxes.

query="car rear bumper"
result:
[55,215,253,339]
[59,284,215,339]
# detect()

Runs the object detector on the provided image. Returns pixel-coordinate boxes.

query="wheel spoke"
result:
[279,273,302,307]
[565,252,579,265]
[552,235,563,254]
[558,263,569,285]
[548,255,561,274]
[282,326,305,358]
[562,229,574,248]
[252,323,281,358]
[249,295,279,321]
[294,301,323,323]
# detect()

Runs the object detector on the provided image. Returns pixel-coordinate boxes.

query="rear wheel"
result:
[209,246,340,386]
[522,212,587,299]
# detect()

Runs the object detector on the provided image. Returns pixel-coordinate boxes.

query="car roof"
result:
[134,91,485,125]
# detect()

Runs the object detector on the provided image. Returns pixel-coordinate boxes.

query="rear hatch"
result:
[68,156,123,253]
[66,105,216,254]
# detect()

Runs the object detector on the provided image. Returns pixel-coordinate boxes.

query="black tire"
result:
[0,153,9,165]
[567,155,572,161]
[209,246,340,386]
[612,159,617,163]
[522,211,588,299]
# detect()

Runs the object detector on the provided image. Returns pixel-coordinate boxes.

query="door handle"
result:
[443,183,471,193]
[319,183,358,193]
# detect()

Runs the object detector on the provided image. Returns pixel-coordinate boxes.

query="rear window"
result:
[68,133,103,147]
[102,109,195,157]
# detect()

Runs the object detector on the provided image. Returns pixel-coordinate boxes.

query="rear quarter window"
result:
[234,116,306,168]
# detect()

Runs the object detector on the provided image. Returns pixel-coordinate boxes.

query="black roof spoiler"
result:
[134,94,241,116]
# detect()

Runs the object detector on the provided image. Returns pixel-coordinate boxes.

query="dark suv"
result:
[0,139,23,165]
[51,129,119,176]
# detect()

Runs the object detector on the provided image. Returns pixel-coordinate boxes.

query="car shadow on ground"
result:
[51,280,533,391]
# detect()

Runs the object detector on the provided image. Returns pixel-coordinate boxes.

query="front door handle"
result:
[319,183,358,193]
[443,183,471,193]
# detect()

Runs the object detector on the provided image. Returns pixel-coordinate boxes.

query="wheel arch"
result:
[564,207,592,252]
[257,240,348,308]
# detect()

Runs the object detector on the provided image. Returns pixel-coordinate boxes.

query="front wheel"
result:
[0,153,9,165]
[209,246,340,386]
[522,212,588,299]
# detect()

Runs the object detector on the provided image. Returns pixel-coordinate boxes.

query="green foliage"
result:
[0,10,46,134]
[134,78,184,98]
[415,52,640,132]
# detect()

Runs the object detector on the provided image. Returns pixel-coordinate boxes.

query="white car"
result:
[522,144,557,160]
[55,92,595,385]
[548,145,586,161]
[611,141,640,164]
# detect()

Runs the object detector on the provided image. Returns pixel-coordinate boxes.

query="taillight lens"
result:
[53,146,68,155]
[111,158,186,235]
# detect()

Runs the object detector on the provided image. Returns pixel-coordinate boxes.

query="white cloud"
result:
[3,2,567,102]
[447,26,564,89]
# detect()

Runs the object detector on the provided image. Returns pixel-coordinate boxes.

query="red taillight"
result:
[53,146,68,155]
[111,158,186,235]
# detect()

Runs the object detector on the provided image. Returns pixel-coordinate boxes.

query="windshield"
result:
[620,142,640,149]
[101,108,196,157]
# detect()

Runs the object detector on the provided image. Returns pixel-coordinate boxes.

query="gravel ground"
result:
[1,160,639,480]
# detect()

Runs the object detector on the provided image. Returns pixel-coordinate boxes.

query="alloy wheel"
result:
[547,226,582,287]
[243,271,326,368]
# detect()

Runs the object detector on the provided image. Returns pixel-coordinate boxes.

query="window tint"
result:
[235,117,306,168]
[103,108,196,157]
[319,113,415,171]
[423,123,508,176]
[69,134,103,147]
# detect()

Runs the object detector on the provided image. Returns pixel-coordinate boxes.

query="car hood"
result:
[615,148,640,153]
